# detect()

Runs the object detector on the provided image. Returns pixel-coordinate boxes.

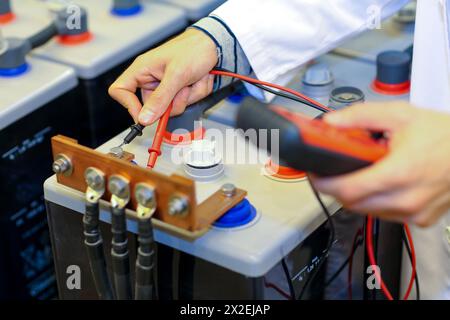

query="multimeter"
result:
[236,97,388,176]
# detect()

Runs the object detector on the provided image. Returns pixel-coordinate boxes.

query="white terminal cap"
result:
[183,139,224,182]
[184,139,221,168]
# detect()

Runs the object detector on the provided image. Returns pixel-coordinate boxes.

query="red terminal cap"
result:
[265,159,307,180]
[0,12,15,24]
[57,32,93,46]
[371,79,410,96]
[163,127,206,146]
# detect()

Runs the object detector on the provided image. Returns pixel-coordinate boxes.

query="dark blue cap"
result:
[376,50,411,85]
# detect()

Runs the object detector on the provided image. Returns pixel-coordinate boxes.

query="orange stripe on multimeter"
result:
[271,107,388,163]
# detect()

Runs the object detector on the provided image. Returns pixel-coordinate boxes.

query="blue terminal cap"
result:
[111,4,142,17]
[0,63,29,77]
[213,198,257,228]
[227,92,247,104]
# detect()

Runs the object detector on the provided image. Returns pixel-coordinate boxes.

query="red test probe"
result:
[146,102,173,168]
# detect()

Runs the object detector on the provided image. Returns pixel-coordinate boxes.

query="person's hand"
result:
[311,102,450,227]
[108,29,218,125]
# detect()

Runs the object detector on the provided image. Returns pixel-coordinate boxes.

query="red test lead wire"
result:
[366,216,417,300]
[209,69,333,112]
[147,102,173,169]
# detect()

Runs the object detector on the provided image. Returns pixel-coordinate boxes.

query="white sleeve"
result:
[213,0,410,84]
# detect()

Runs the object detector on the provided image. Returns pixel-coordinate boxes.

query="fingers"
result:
[186,74,214,106]
[138,67,189,125]
[165,74,214,117]
[410,193,450,227]
[345,185,437,215]
[324,101,412,132]
[311,155,407,204]
[109,59,158,123]
[172,87,191,116]
[109,82,143,123]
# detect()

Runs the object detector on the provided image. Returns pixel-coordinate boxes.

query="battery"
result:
[0,0,51,39]
[0,57,86,300]
[31,0,188,146]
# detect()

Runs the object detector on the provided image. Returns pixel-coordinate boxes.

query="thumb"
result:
[324,102,410,131]
[138,68,185,125]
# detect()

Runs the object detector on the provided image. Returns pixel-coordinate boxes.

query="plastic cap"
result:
[213,199,257,228]
[376,50,411,85]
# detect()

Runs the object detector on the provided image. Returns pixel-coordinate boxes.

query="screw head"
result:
[52,161,62,173]
[168,196,188,216]
[221,183,236,197]
[84,168,104,190]
[108,175,129,199]
[135,183,156,208]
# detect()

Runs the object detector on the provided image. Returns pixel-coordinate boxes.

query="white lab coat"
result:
[214,0,450,299]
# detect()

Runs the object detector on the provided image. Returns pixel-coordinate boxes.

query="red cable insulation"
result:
[403,224,416,300]
[263,278,292,300]
[366,216,416,300]
[209,70,333,112]
[366,216,394,300]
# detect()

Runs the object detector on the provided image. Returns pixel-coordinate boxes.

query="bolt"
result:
[52,155,71,174]
[168,196,188,216]
[84,168,104,190]
[108,175,129,199]
[221,183,236,197]
[135,183,156,208]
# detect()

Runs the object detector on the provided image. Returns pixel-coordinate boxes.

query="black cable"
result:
[28,23,58,49]
[212,67,330,113]
[135,217,156,300]
[324,236,363,288]
[281,258,296,300]
[402,227,420,300]
[110,205,132,300]
[251,82,329,113]
[297,176,336,300]
[83,201,113,300]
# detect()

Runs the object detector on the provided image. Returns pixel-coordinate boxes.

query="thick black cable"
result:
[251,82,329,113]
[297,177,336,300]
[402,227,420,300]
[83,201,113,300]
[135,217,156,300]
[281,258,296,300]
[110,205,132,300]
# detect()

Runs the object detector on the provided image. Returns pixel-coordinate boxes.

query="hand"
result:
[108,29,218,125]
[311,102,450,227]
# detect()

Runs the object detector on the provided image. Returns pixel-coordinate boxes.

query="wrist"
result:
[184,28,219,67]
